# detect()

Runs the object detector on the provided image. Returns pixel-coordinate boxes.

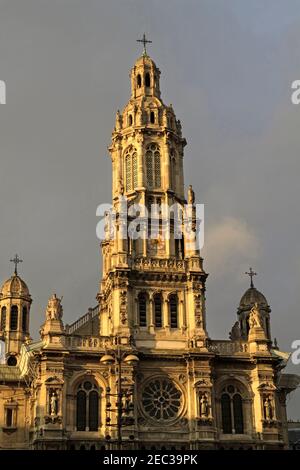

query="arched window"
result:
[138,293,147,327]
[233,394,244,434]
[154,294,162,327]
[1,307,6,331]
[125,147,138,191]
[128,114,133,126]
[76,381,99,431]
[170,152,176,190]
[169,295,178,328]
[137,74,142,88]
[221,394,232,433]
[22,306,27,333]
[145,72,151,87]
[221,385,244,434]
[10,306,18,331]
[150,111,155,124]
[146,143,161,189]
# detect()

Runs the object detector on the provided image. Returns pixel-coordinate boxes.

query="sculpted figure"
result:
[188,184,195,205]
[249,302,263,329]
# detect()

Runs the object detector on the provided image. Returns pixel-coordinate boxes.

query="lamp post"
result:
[100,344,139,450]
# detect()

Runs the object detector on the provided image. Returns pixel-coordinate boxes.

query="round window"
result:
[142,378,182,421]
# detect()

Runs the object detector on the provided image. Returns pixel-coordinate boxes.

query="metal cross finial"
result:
[10,254,23,275]
[245,267,257,288]
[137,33,152,56]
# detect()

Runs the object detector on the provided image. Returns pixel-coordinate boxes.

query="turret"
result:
[0,256,32,365]
[237,268,271,341]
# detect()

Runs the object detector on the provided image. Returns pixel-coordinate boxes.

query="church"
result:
[0,42,299,450]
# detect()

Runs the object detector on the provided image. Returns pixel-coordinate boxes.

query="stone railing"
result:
[65,335,111,351]
[65,306,99,335]
[208,340,248,355]
[132,257,186,272]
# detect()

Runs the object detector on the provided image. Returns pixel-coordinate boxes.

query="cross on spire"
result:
[245,267,257,288]
[10,254,23,275]
[137,33,152,56]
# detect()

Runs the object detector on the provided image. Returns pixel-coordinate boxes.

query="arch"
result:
[10,305,18,331]
[153,294,162,328]
[7,355,17,366]
[219,383,246,435]
[145,72,151,87]
[22,306,27,333]
[138,292,147,327]
[76,380,101,431]
[1,306,6,331]
[146,143,161,189]
[137,74,142,88]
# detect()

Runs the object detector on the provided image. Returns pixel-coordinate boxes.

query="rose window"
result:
[142,379,182,421]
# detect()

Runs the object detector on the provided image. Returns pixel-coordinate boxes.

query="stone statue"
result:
[249,302,263,329]
[115,110,122,131]
[46,294,63,321]
[50,392,58,416]
[229,321,241,341]
[200,393,209,418]
[188,185,195,205]
[264,397,273,421]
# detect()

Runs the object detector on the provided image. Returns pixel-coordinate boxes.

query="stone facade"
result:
[0,51,299,450]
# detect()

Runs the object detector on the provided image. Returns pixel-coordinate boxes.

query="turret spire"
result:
[10,254,23,276]
[245,267,257,288]
[136,33,152,56]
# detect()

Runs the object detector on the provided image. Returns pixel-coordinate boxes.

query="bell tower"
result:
[99,39,208,350]
[0,256,32,365]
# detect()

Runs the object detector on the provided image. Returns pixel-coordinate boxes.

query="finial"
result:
[10,254,23,275]
[245,267,257,288]
[137,33,152,56]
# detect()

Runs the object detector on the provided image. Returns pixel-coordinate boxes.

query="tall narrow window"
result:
[233,394,244,434]
[76,390,86,431]
[89,391,99,431]
[76,381,99,432]
[221,394,232,434]
[146,143,161,189]
[145,72,151,87]
[169,295,178,328]
[1,307,6,331]
[138,293,147,327]
[150,111,155,124]
[221,385,245,434]
[128,114,133,126]
[22,306,27,333]
[137,74,142,88]
[10,306,18,331]
[170,153,176,190]
[5,408,13,427]
[76,381,99,431]
[154,295,162,327]
[125,147,138,191]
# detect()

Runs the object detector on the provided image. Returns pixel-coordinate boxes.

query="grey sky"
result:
[0,0,300,417]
